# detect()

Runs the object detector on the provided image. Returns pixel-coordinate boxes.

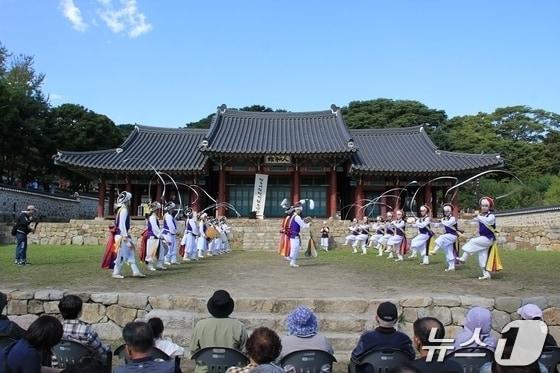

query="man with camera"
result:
[13,205,37,266]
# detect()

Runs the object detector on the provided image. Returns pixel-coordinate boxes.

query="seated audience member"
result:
[148,317,184,358]
[454,307,497,351]
[410,317,462,373]
[351,301,415,360]
[114,321,177,373]
[279,306,334,359]
[0,315,63,373]
[227,327,283,373]
[190,290,247,352]
[60,356,105,373]
[517,304,558,347]
[58,294,111,357]
[0,291,26,340]
[479,328,548,373]
[388,366,422,373]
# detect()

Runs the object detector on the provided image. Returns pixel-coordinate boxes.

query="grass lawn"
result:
[1,244,559,298]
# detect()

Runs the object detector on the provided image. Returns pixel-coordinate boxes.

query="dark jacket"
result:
[15,213,33,235]
[114,356,177,373]
[0,338,43,373]
[351,326,415,360]
[411,357,463,373]
[0,315,26,340]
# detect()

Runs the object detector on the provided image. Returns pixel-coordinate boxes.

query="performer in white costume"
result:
[196,212,208,259]
[376,211,394,254]
[458,197,497,280]
[352,217,369,255]
[368,216,384,254]
[219,217,231,253]
[162,202,179,265]
[287,202,311,268]
[112,192,145,279]
[387,209,406,261]
[432,203,460,272]
[409,205,434,265]
[344,218,359,246]
[145,201,168,271]
[181,207,200,261]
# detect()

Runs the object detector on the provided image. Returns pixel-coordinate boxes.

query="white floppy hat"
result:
[517,304,543,320]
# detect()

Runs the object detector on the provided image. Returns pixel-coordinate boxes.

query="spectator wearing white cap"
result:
[518,304,558,347]
[13,205,37,265]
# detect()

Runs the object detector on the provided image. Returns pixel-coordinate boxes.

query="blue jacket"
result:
[0,338,43,373]
[351,327,415,360]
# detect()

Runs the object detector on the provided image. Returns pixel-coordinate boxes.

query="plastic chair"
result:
[191,347,249,373]
[445,347,494,373]
[539,346,560,373]
[52,339,112,372]
[281,349,337,373]
[0,336,16,349]
[348,349,412,373]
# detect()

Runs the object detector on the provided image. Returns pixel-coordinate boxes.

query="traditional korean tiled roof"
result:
[349,126,503,175]
[54,125,208,174]
[200,105,356,156]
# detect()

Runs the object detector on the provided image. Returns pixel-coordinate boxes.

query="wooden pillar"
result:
[108,184,115,215]
[292,168,300,204]
[125,176,132,192]
[328,169,337,218]
[423,182,433,217]
[452,189,460,218]
[97,177,106,218]
[217,168,226,217]
[354,178,364,219]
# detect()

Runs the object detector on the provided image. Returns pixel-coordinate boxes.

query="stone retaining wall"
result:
[2,289,560,359]
[2,215,559,252]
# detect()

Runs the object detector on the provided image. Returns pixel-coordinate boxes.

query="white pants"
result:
[182,233,197,258]
[410,233,430,255]
[210,238,222,254]
[164,234,177,263]
[112,236,141,276]
[196,236,207,255]
[345,235,357,245]
[289,237,301,265]
[320,237,329,248]
[220,233,230,251]
[435,233,458,269]
[461,236,492,271]
[378,234,392,247]
[353,234,368,252]
[369,234,383,247]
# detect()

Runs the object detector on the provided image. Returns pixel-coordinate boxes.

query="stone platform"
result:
[4,289,560,365]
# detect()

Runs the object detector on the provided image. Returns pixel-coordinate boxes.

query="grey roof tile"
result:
[349,126,503,175]
[201,108,356,156]
[54,125,208,174]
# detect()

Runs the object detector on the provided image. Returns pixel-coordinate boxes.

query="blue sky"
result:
[1,0,559,127]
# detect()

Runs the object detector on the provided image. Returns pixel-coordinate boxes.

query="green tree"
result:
[341,98,447,131]
[543,176,560,205]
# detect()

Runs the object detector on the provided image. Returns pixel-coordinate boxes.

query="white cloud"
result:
[97,0,152,38]
[50,94,65,101]
[59,0,88,32]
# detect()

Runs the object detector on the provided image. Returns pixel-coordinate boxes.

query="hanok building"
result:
[54,105,503,219]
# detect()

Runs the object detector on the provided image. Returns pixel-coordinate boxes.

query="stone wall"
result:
[2,210,560,251]
[0,185,107,224]
[2,288,560,361]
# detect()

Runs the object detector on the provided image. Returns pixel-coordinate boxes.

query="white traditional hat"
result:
[116,191,132,207]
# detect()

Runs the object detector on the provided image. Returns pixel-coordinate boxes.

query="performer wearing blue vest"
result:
[459,197,497,280]
[432,203,460,272]
[181,207,200,261]
[376,211,394,255]
[288,202,310,268]
[162,202,179,265]
[112,192,145,279]
[368,216,384,254]
[145,202,168,271]
[387,209,407,261]
[409,205,434,265]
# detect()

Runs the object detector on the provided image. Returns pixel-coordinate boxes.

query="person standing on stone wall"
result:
[13,205,37,266]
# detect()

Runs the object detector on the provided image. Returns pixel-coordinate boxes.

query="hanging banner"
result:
[252,173,269,219]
